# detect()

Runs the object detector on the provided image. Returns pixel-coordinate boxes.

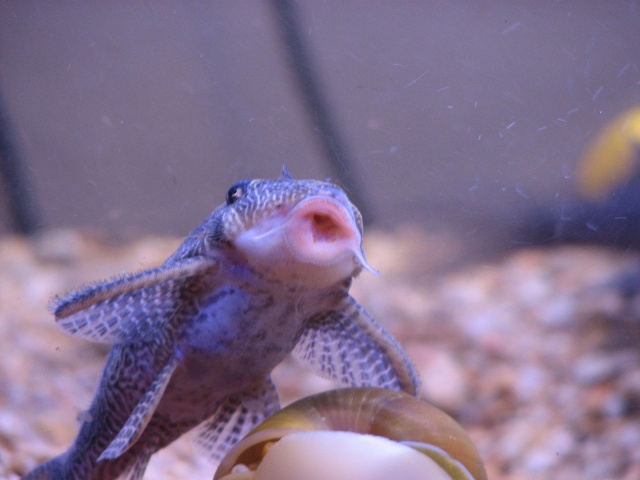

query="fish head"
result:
[211,170,375,287]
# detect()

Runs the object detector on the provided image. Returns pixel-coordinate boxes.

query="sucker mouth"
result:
[309,212,340,242]
[232,191,377,285]
[283,195,377,274]
[288,196,355,244]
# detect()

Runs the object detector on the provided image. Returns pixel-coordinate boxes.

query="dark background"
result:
[0,1,639,249]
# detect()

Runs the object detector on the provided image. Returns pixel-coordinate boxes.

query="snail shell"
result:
[213,388,486,480]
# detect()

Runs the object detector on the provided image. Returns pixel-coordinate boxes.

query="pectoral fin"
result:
[194,377,281,462]
[52,256,219,343]
[98,355,181,461]
[293,295,420,395]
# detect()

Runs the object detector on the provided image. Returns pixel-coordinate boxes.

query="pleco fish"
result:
[23,169,419,480]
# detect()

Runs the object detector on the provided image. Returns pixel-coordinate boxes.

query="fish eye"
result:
[225,181,249,205]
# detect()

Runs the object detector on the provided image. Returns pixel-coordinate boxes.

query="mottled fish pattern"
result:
[23,169,419,480]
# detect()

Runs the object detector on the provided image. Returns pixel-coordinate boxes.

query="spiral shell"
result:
[213,388,486,480]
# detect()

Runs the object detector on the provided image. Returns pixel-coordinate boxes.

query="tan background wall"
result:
[0,2,638,246]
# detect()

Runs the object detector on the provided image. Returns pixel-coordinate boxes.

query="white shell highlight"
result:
[218,431,456,480]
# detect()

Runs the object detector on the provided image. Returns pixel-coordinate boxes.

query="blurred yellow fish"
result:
[576,107,640,200]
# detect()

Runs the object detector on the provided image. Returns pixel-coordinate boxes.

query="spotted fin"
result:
[293,295,420,395]
[98,355,181,461]
[194,377,281,462]
[52,256,219,343]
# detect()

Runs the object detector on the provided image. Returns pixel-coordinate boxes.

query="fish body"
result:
[23,170,418,480]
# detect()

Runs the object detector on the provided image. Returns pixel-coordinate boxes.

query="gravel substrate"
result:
[1,227,639,479]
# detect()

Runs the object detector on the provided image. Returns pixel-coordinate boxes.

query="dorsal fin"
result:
[280,165,293,180]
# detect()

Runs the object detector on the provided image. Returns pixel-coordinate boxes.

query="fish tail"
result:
[21,438,154,480]
[21,455,66,480]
